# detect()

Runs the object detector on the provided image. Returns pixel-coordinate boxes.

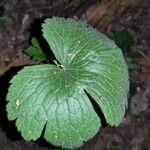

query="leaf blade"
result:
[7,17,129,149]
[42,17,129,126]
[24,37,47,61]
[7,65,100,149]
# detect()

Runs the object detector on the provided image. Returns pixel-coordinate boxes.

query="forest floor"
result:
[0,0,150,150]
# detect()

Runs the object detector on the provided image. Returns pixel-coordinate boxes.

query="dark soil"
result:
[0,0,150,150]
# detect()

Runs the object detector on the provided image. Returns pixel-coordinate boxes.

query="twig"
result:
[137,50,150,64]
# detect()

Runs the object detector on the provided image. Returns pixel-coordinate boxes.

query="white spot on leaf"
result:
[15,100,20,109]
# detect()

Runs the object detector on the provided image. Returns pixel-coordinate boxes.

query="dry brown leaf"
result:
[81,0,137,31]
[0,52,37,76]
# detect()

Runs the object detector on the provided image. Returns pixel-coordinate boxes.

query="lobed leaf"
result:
[7,17,129,149]
[24,37,47,61]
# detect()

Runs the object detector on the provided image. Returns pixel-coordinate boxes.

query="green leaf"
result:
[110,29,134,52]
[7,17,129,149]
[127,61,138,70]
[7,65,100,148]
[24,37,47,61]
[0,17,6,28]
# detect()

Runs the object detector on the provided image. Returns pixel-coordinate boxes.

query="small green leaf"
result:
[64,0,71,4]
[31,37,41,48]
[110,29,134,52]
[0,17,6,28]
[127,61,138,70]
[7,17,129,149]
[24,37,47,61]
